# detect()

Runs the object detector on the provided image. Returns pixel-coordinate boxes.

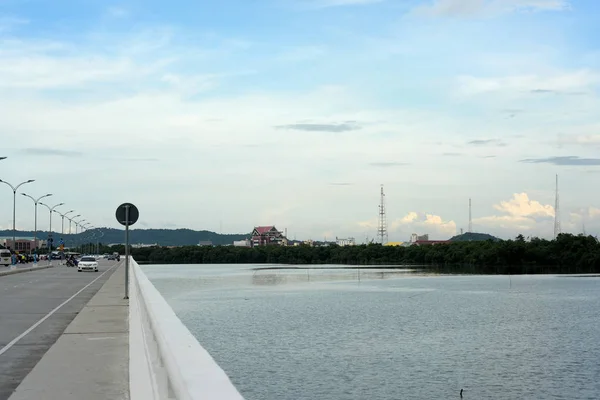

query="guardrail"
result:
[129,257,245,400]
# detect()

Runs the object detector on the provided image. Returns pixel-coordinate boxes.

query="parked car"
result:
[1,249,11,266]
[78,256,99,272]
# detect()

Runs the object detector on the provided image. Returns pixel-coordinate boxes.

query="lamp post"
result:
[39,202,64,254]
[21,193,52,253]
[96,229,105,254]
[0,157,6,161]
[85,225,94,254]
[68,214,81,235]
[75,218,86,235]
[54,209,75,235]
[0,179,35,251]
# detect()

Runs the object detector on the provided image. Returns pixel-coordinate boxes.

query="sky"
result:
[0,0,599,242]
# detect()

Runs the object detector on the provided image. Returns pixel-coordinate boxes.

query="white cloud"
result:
[474,193,557,237]
[358,212,457,240]
[415,0,569,17]
[493,193,555,218]
[456,70,599,96]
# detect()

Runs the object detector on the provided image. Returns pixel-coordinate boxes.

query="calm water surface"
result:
[142,264,600,399]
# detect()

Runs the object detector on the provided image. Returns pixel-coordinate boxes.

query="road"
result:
[0,259,121,400]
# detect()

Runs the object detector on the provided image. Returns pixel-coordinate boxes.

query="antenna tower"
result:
[377,185,388,245]
[468,198,472,233]
[554,174,561,239]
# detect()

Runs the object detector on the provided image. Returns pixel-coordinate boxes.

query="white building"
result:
[410,233,429,243]
[336,237,356,246]
[233,239,251,247]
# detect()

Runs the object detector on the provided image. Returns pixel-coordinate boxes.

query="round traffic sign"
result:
[115,203,139,226]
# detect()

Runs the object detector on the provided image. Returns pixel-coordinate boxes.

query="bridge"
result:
[0,258,244,400]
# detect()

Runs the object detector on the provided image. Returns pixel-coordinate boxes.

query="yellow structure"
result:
[384,241,404,246]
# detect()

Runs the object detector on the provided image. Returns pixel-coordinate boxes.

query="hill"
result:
[449,232,501,242]
[0,228,250,247]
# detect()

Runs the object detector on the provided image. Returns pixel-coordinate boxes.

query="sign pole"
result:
[124,205,130,299]
[115,202,138,300]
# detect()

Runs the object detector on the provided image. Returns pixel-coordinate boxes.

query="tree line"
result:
[93,233,600,274]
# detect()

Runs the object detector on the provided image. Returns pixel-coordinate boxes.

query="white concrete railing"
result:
[129,257,245,400]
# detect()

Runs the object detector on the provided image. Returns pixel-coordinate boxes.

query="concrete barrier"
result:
[129,258,245,400]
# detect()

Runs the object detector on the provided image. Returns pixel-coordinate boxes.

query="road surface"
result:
[0,259,121,399]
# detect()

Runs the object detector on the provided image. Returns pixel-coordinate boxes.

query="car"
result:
[1,249,11,266]
[78,256,99,272]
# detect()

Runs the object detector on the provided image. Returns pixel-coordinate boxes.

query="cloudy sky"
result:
[0,0,599,241]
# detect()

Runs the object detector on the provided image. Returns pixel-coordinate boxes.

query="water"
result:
[142,264,600,399]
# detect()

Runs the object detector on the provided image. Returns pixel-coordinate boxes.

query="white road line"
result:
[0,263,120,357]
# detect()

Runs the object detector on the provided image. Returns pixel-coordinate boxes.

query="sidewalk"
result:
[0,264,54,277]
[8,264,129,400]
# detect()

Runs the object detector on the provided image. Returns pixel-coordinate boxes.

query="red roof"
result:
[254,226,275,234]
[415,240,450,245]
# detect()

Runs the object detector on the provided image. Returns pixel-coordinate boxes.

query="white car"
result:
[78,256,99,272]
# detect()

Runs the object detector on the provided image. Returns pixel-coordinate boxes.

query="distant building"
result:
[0,237,47,252]
[336,237,356,246]
[413,240,450,246]
[198,240,213,246]
[384,241,405,246]
[410,233,429,243]
[131,243,158,248]
[251,226,287,246]
[233,239,251,247]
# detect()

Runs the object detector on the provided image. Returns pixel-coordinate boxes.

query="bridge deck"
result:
[2,261,129,400]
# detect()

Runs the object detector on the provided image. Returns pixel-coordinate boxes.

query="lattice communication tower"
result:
[554,174,561,239]
[377,185,388,245]
[468,198,473,233]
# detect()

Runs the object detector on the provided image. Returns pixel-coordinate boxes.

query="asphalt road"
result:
[0,259,122,400]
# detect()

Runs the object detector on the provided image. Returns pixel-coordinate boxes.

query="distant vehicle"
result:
[107,255,116,260]
[78,256,99,272]
[1,249,11,266]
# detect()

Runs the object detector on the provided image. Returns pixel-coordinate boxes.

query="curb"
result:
[0,264,55,277]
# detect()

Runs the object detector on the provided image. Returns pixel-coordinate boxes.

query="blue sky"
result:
[1,0,599,241]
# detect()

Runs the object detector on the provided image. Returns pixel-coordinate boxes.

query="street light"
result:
[75,219,86,235]
[21,192,52,253]
[54,209,75,235]
[96,228,105,254]
[0,179,35,251]
[39,202,64,254]
[84,225,94,254]
[67,214,81,235]
[0,157,6,161]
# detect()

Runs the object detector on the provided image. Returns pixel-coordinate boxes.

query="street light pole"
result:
[75,219,86,235]
[40,202,64,255]
[21,193,52,253]
[68,214,81,235]
[0,179,35,251]
[96,229,104,254]
[55,209,75,235]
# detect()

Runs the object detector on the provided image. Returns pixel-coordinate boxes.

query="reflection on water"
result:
[143,264,600,400]
[252,268,420,286]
